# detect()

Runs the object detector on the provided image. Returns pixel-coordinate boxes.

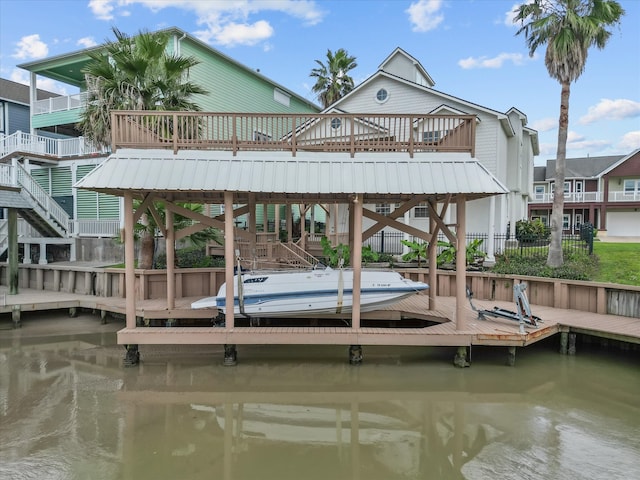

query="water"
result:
[1,315,639,480]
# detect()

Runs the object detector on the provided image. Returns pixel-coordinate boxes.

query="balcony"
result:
[530,192,602,204]
[609,191,640,202]
[33,92,87,115]
[110,111,477,157]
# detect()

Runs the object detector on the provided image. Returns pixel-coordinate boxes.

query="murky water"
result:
[1,316,639,480]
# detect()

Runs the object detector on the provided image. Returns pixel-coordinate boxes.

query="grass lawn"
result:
[592,242,640,286]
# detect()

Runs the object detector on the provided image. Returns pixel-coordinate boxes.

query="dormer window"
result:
[375,88,389,103]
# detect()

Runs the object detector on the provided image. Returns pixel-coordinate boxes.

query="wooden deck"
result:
[1,287,638,349]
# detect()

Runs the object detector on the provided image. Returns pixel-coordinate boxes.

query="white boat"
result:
[191,267,428,318]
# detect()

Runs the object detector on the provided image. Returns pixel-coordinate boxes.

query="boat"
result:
[191,266,428,318]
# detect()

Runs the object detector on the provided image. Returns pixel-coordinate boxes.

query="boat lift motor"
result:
[466,283,542,334]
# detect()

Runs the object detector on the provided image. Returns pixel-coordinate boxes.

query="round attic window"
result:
[331,117,342,129]
[376,88,389,103]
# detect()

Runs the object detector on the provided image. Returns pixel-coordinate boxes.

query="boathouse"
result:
[72,110,515,365]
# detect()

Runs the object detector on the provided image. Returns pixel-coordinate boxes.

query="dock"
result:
[1,285,638,366]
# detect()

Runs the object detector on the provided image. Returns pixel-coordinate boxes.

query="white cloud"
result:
[88,0,115,20]
[77,37,98,48]
[458,52,526,69]
[9,69,69,95]
[618,131,640,151]
[406,0,444,32]
[531,117,557,132]
[579,98,640,124]
[201,20,274,47]
[12,34,48,59]
[505,1,534,27]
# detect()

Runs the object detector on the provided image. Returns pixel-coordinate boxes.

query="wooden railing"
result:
[111,111,476,157]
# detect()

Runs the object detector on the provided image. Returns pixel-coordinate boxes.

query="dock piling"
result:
[453,346,470,368]
[223,344,237,366]
[349,345,363,365]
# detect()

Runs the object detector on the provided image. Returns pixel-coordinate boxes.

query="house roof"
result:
[0,187,33,209]
[331,70,542,153]
[378,47,436,87]
[18,27,319,111]
[75,149,508,204]
[0,78,59,105]
[540,155,626,180]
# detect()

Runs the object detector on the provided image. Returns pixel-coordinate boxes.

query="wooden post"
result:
[224,192,235,330]
[352,195,363,329]
[8,208,18,295]
[166,206,175,310]
[124,192,136,329]
[248,193,256,267]
[428,201,437,310]
[455,196,466,330]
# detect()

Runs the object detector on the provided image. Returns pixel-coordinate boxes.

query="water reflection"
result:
[1,333,639,480]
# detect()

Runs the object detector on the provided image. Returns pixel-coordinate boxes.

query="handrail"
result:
[0,131,108,159]
[282,241,320,266]
[110,111,477,157]
[15,163,70,232]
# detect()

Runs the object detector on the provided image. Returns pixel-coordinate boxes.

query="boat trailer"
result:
[467,283,542,334]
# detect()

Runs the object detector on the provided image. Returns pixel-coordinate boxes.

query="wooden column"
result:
[286,204,293,242]
[224,192,235,330]
[166,207,175,310]
[455,196,466,330]
[124,192,136,329]
[348,201,355,265]
[352,196,363,329]
[8,208,18,295]
[248,193,256,266]
[274,204,280,237]
[428,201,437,310]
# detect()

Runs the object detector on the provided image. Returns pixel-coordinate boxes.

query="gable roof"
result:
[378,47,435,87]
[540,155,626,180]
[0,78,59,105]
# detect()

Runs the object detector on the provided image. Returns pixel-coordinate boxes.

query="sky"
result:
[1,0,639,164]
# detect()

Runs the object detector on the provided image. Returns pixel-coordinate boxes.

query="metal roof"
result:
[75,149,508,203]
[0,188,33,209]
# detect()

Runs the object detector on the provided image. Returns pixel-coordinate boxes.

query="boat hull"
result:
[191,268,428,318]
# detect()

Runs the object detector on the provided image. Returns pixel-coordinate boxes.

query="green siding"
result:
[32,109,81,129]
[31,168,50,192]
[183,41,318,115]
[51,166,72,196]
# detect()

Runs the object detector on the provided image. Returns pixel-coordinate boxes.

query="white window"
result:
[414,203,429,218]
[375,88,389,103]
[562,214,571,230]
[273,88,290,107]
[423,131,440,144]
[375,203,390,215]
[624,179,639,194]
[253,130,271,142]
[534,185,545,200]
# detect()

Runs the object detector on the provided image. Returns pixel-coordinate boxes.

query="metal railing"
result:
[33,92,88,115]
[608,191,640,202]
[0,131,108,159]
[111,111,476,157]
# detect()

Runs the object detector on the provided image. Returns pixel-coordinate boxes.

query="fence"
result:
[364,231,593,257]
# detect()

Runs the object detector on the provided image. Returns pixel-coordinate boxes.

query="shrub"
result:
[155,246,215,269]
[515,219,550,243]
[491,250,597,281]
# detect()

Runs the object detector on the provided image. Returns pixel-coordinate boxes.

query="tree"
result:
[78,28,208,269]
[514,0,624,267]
[310,48,358,108]
[133,201,222,269]
[79,27,206,148]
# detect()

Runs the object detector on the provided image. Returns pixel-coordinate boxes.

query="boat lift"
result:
[466,283,542,334]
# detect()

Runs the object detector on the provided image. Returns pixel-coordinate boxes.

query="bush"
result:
[515,219,550,244]
[491,250,597,281]
[155,247,217,269]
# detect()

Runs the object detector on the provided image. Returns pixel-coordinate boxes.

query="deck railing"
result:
[0,131,108,159]
[33,92,88,115]
[111,111,476,157]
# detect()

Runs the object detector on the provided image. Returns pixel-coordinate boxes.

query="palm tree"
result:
[133,201,222,269]
[310,48,357,108]
[79,28,210,269]
[514,0,624,267]
[78,27,207,148]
